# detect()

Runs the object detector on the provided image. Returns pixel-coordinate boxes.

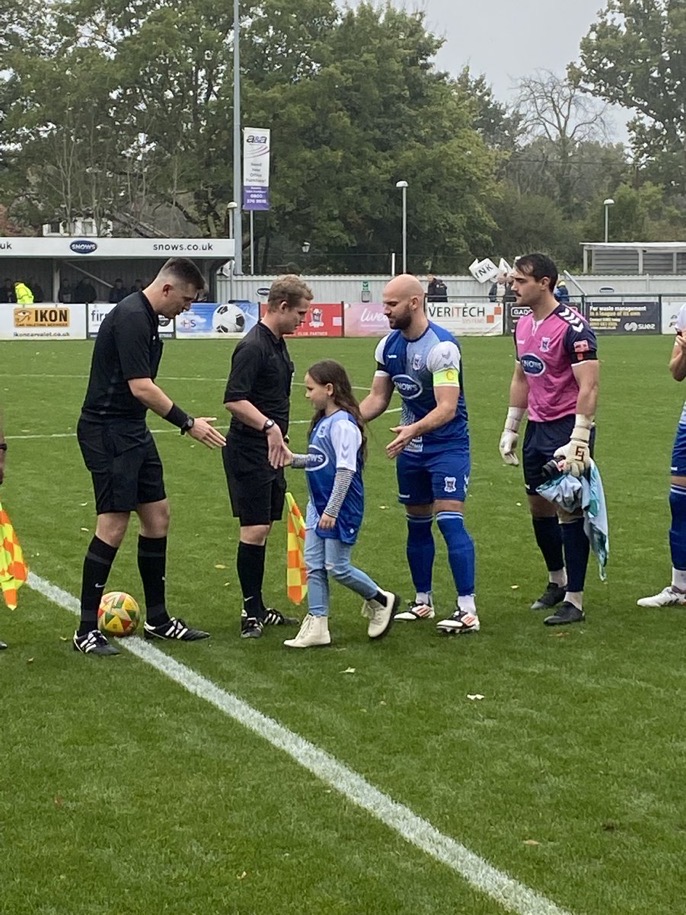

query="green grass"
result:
[0,335,684,915]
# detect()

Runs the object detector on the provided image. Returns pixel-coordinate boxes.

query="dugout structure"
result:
[0,236,234,304]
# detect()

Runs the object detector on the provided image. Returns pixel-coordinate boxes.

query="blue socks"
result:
[406,514,435,594]
[436,511,475,595]
[669,484,686,570]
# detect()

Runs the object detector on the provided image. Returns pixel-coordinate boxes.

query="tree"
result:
[575,0,686,192]
[513,70,611,216]
[0,0,499,272]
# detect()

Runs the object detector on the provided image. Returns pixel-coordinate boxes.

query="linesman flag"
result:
[285,492,308,605]
[0,500,27,609]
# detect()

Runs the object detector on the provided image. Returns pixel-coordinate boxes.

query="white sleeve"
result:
[330,420,362,472]
[426,340,461,374]
[374,334,391,373]
[677,304,686,332]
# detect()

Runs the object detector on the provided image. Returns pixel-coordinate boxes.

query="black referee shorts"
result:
[223,433,286,526]
[77,418,166,514]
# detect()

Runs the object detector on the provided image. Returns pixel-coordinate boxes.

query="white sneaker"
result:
[362,590,400,639]
[636,586,686,608]
[394,598,435,621]
[436,608,480,635]
[283,614,331,648]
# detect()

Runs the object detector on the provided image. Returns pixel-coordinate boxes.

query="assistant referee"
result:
[223,274,312,639]
[74,257,226,656]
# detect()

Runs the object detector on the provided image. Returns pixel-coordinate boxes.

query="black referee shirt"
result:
[81,292,163,422]
[223,321,294,436]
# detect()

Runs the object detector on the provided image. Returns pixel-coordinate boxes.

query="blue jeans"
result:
[304,528,379,617]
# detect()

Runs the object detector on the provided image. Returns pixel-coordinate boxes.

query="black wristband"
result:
[0,442,6,452]
[164,403,190,429]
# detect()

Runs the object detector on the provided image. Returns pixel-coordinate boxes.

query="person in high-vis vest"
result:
[14,281,34,305]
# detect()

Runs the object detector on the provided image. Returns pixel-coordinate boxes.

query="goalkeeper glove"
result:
[499,407,525,466]
[553,415,593,477]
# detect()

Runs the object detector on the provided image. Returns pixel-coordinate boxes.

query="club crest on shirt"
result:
[412,353,423,371]
[443,476,457,493]
[540,337,551,353]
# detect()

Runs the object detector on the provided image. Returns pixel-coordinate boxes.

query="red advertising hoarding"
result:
[260,302,343,337]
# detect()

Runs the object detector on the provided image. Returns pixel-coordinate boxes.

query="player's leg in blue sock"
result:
[406,513,435,596]
[436,510,476,600]
[669,483,686,589]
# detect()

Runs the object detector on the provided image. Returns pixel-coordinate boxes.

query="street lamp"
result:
[301,240,311,274]
[396,180,408,273]
[603,198,615,243]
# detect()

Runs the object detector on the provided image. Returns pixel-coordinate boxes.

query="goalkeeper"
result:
[498,253,599,626]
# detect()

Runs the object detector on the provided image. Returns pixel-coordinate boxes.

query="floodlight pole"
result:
[233,0,242,274]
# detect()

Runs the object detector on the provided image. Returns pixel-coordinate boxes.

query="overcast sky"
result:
[342,1,624,133]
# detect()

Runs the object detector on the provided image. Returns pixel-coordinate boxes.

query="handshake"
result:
[499,409,593,478]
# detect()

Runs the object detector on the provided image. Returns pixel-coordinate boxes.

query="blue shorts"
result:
[671,410,686,475]
[523,416,596,494]
[396,449,470,505]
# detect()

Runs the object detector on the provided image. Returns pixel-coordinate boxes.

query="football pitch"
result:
[1,334,684,915]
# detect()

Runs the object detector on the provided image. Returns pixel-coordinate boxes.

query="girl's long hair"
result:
[306,359,367,462]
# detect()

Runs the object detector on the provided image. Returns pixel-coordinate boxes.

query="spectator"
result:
[0,279,15,304]
[554,279,570,304]
[73,278,97,304]
[58,280,73,304]
[130,279,144,295]
[488,272,515,304]
[426,273,448,303]
[14,280,34,305]
[109,278,127,304]
[28,279,44,303]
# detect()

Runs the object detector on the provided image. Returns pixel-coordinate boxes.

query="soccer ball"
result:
[97,591,141,637]
[212,303,246,334]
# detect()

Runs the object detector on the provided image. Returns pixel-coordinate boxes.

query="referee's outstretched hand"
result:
[188,417,226,449]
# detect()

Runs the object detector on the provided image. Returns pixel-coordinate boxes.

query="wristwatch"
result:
[180,416,195,435]
[262,419,276,433]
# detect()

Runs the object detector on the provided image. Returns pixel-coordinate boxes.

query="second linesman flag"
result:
[0,499,28,610]
[285,492,308,604]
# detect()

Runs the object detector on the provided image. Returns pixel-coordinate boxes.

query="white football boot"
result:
[637,586,686,608]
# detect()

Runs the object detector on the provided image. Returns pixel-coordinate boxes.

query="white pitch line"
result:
[28,570,573,915]
[5,409,402,441]
[0,373,371,391]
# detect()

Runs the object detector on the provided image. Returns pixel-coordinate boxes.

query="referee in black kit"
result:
[223,274,312,639]
[74,257,226,656]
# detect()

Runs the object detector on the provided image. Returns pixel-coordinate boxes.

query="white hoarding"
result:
[426,302,504,336]
[0,237,234,259]
[0,303,87,339]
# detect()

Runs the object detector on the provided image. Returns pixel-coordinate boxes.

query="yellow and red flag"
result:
[0,499,27,609]
[285,492,308,604]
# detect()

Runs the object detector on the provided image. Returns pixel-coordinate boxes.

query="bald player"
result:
[359,274,478,635]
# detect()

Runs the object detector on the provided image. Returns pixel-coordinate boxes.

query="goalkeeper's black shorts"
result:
[522,415,596,494]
